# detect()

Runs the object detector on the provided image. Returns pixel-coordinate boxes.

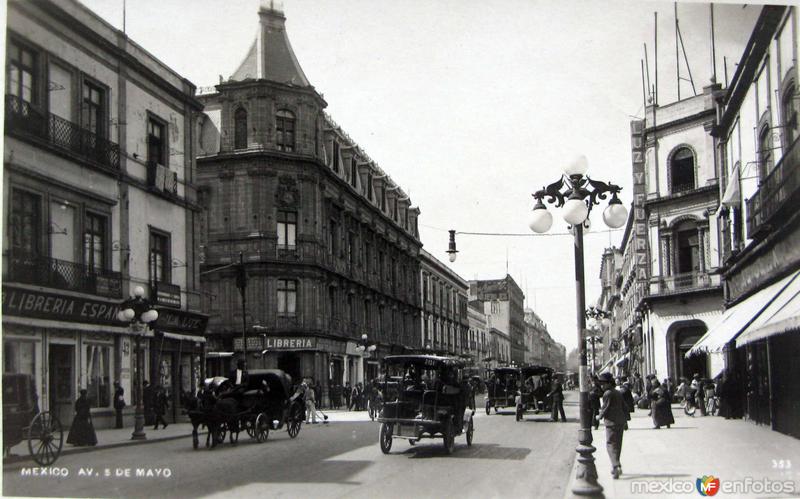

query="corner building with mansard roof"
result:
[196,2,423,403]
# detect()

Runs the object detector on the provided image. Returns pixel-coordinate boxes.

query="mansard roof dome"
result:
[229,1,311,87]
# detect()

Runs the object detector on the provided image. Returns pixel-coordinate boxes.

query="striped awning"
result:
[688,270,800,355]
[736,271,800,347]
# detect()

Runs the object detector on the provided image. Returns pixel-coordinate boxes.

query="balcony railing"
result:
[650,271,716,295]
[4,253,122,298]
[5,95,120,171]
[747,136,800,239]
[146,161,178,195]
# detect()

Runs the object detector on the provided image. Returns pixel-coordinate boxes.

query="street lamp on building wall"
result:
[356,333,377,382]
[117,286,159,441]
[527,155,628,497]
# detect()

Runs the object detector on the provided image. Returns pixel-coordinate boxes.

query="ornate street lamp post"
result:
[585,307,612,375]
[117,285,159,441]
[356,333,377,382]
[528,155,628,496]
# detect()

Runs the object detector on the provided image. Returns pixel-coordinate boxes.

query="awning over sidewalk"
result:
[615,353,630,367]
[206,352,234,358]
[736,270,800,347]
[688,270,800,356]
[162,331,207,343]
[599,358,614,374]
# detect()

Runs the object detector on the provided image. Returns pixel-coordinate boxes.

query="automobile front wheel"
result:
[379,423,393,454]
[485,400,491,415]
[443,418,455,455]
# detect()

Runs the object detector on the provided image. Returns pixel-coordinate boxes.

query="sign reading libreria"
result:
[2,285,124,326]
[234,336,318,351]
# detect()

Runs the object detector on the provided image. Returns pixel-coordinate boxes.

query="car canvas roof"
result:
[382,355,465,367]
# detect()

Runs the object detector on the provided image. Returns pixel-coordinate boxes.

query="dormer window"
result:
[380,185,386,211]
[234,107,247,150]
[350,157,357,187]
[670,146,695,193]
[276,109,295,152]
[367,173,373,201]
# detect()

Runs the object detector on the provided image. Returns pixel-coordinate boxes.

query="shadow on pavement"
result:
[399,442,531,460]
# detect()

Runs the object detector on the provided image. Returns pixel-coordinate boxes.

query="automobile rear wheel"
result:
[379,423,393,454]
[466,418,474,447]
[485,400,491,415]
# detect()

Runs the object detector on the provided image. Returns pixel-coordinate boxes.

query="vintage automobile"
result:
[377,355,475,455]
[484,366,522,414]
[187,369,304,449]
[3,373,63,465]
[485,365,555,419]
[517,365,555,418]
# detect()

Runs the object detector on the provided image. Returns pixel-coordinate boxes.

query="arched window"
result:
[670,147,695,193]
[758,126,773,181]
[234,108,247,150]
[276,109,295,152]
[781,81,797,147]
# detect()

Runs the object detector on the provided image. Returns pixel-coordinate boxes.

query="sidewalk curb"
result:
[3,430,198,469]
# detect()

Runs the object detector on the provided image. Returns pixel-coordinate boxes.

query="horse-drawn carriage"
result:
[377,355,475,455]
[3,373,63,465]
[187,369,304,449]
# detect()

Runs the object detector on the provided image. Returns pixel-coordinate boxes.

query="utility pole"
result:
[236,252,248,368]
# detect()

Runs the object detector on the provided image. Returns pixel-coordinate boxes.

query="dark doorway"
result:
[674,325,707,380]
[48,344,75,426]
[278,352,302,386]
[746,341,772,427]
[330,358,343,385]
[769,333,799,437]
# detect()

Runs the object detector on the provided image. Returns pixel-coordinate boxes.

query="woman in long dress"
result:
[649,380,675,429]
[66,389,97,446]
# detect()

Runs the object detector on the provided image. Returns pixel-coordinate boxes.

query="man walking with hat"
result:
[597,372,629,479]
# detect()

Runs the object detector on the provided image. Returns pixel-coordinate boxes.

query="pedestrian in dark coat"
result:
[597,373,628,479]
[153,385,169,430]
[618,378,635,414]
[649,380,674,429]
[589,379,602,430]
[344,382,352,411]
[113,381,125,429]
[143,380,154,426]
[548,378,566,422]
[67,389,97,446]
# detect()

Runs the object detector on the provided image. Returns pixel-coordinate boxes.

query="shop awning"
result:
[206,352,234,358]
[162,331,206,343]
[615,353,630,367]
[688,270,800,356]
[599,358,614,374]
[736,271,800,347]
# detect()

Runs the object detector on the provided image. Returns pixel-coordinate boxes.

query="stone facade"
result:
[196,4,422,401]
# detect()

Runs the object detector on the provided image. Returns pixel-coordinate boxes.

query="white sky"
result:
[77,0,765,351]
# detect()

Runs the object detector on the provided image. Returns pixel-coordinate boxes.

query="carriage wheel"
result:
[27,412,63,466]
[379,423,393,454]
[442,418,455,455]
[466,418,474,447]
[255,414,270,443]
[192,429,199,450]
[287,404,303,438]
[245,419,256,439]
[485,400,491,415]
[229,427,239,445]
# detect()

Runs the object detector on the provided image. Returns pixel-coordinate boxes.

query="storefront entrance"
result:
[48,344,74,425]
[670,323,708,380]
[278,352,302,385]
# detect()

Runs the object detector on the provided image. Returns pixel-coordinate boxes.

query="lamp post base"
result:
[131,409,147,441]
